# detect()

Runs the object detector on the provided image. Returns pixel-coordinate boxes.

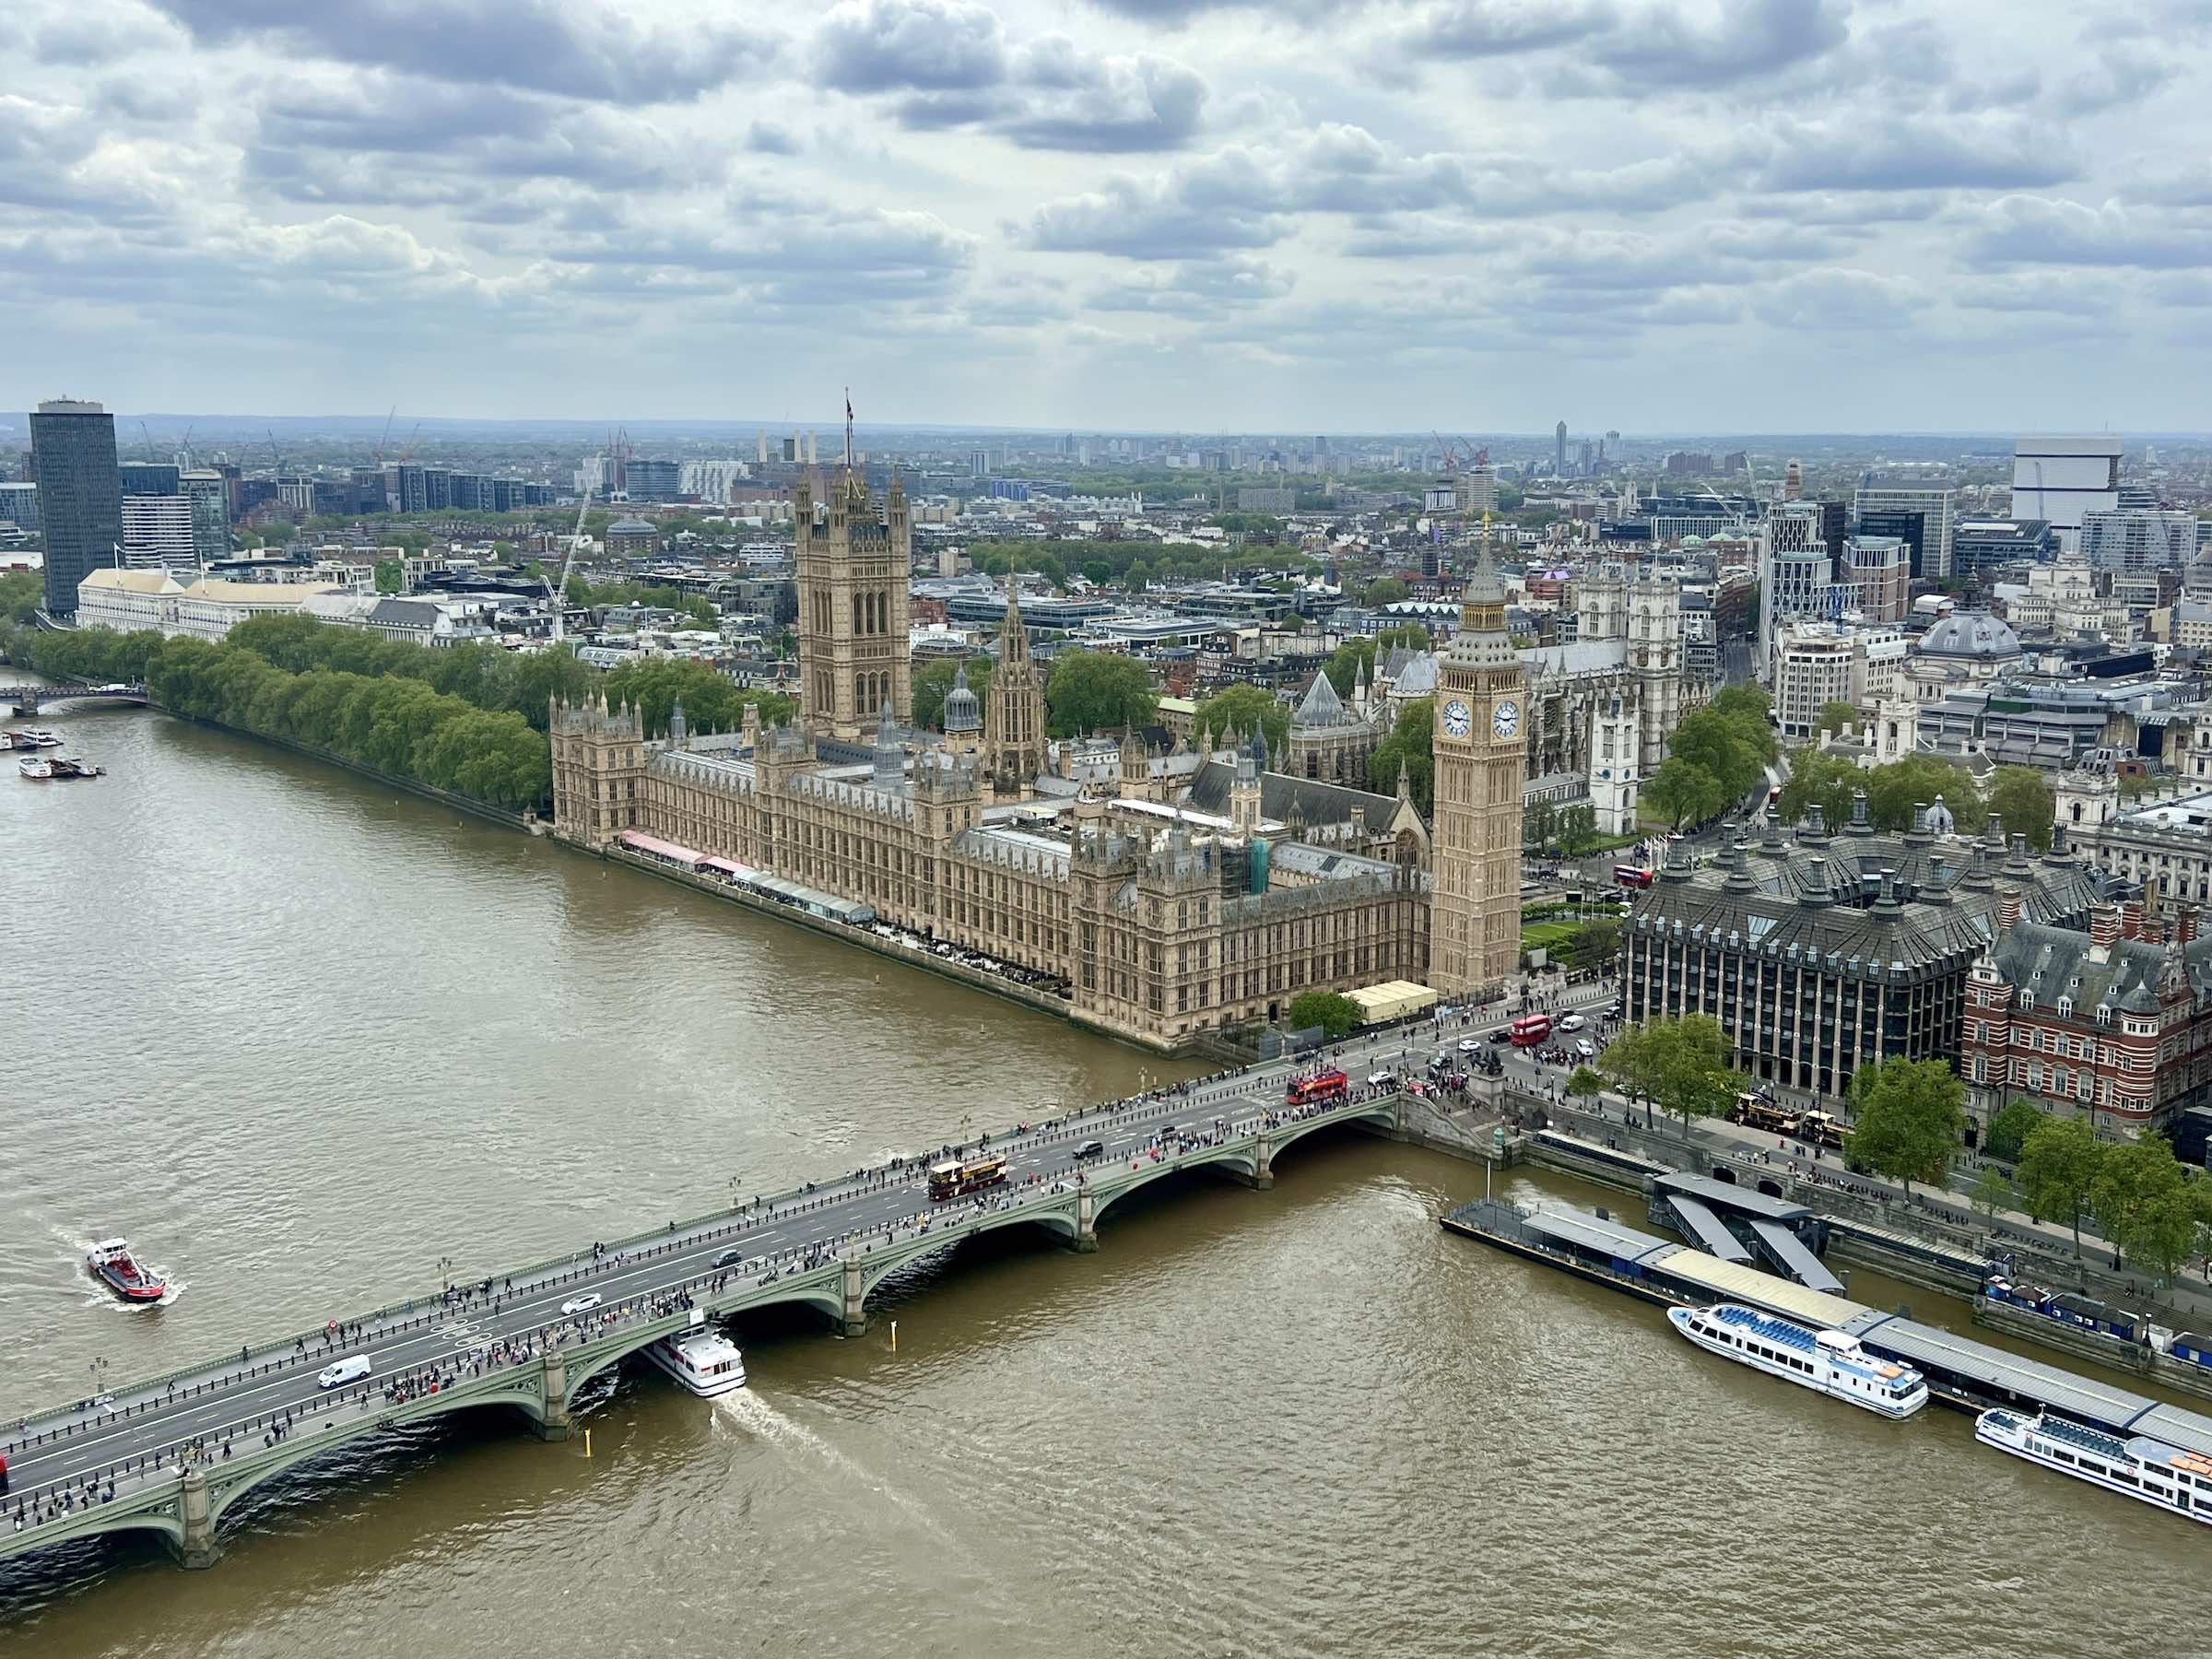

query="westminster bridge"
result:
[0,1038,1450,1574]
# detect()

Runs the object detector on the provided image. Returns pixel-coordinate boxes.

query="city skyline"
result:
[4,1,2210,429]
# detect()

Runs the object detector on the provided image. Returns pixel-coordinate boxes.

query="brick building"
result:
[1965,893,2212,1140]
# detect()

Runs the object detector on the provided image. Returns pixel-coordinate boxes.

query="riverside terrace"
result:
[1,1052,1435,1576]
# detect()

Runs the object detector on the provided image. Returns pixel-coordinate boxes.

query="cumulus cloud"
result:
[147,0,770,101]
[813,6,1209,150]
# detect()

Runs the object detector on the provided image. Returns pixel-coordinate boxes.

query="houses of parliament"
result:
[550,464,1524,1050]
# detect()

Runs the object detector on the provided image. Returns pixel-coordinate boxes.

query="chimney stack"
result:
[1997,887,2022,935]
[2122,900,2145,940]
[2091,904,2121,948]
[2182,906,2201,946]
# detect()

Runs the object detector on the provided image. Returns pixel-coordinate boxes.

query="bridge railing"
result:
[4,1063,1376,1456]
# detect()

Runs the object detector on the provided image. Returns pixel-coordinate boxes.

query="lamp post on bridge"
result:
[437,1254,453,1293]
[88,1357,109,1405]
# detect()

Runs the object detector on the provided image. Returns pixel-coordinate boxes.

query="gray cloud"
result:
[147,0,769,101]
[1088,256,1295,315]
[1964,194,2212,269]
[1747,114,2077,193]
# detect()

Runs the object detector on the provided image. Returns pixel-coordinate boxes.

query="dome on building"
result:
[942,663,981,734]
[1919,612,2020,659]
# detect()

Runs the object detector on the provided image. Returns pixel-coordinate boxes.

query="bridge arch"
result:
[1089,1154,1262,1231]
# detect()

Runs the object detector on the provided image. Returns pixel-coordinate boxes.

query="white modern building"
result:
[2081,509,2197,571]
[2011,435,2121,555]
[76,568,339,641]
[121,494,198,573]
[1757,502,1833,678]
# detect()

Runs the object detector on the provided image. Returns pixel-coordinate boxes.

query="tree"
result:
[1195,683,1289,758]
[1556,803,1601,857]
[1705,683,1772,726]
[2016,1116,2104,1255]
[1670,704,1774,805]
[1643,756,1725,830]
[1597,1015,1738,1132]
[1566,1066,1606,1100]
[1865,754,1983,834]
[1983,1097,2046,1163]
[374,559,405,595]
[2090,1138,2212,1279]
[1124,559,1153,593]
[1361,576,1409,607]
[1988,765,2057,851]
[1570,918,1619,975]
[1287,991,1361,1041]
[1371,697,1433,813]
[1844,1057,1966,1196]
[1776,746,1862,829]
[1818,700,1859,736]
[1044,649,1156,737]
[1972,1164,2017,1221]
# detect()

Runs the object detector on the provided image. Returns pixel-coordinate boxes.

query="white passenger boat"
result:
[18,757,53,780]
[643,1327,747,1397]
[1977,1408,2212,1525]
[1667,1301,1927,1418]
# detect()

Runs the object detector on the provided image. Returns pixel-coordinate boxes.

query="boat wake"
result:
[711,1393,953,1542]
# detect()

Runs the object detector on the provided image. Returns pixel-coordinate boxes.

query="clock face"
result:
[1493,700,1521,738]
[1441,699,1472,738]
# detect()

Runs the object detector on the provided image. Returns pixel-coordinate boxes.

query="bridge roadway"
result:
[0,1017,1514,1574]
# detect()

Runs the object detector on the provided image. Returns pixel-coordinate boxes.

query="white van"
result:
[317,1355,372,1390]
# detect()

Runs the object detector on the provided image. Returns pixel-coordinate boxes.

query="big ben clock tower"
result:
[1431,544,1527,996]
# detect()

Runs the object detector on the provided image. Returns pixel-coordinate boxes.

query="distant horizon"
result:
[3,411,2201,449]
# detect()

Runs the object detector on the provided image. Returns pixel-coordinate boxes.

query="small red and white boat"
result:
[87,1239,167,1302]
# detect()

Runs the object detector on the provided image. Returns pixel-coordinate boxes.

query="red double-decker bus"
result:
[1510,1014,1553,1048]
[1614,865,1653,888]
[1286,1068,1349,1107]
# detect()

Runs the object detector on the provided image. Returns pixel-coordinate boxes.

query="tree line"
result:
[9,614,822,807]
[8,621,552,810]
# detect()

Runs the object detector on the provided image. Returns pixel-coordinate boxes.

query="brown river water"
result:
[0,694,2201,1659]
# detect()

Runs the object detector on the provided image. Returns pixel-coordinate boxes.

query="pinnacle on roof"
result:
[1293,668,1349,727]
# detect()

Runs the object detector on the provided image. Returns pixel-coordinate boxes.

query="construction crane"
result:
[266,429,284,473]
[373,406,396,465]
[395,422,422,465]
[176,424,195,471]
[547,488,593,645]
[137,420,157,460]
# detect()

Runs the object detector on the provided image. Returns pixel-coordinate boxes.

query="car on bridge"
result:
[1075,1139,1105,1160]
[561,1293,603,1315]
[713,1249,744,1268]
[317,1356,372,1390]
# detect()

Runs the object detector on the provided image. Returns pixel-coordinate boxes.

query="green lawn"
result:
[1521,921,1581,957]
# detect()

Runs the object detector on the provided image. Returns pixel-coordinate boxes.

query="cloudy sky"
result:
[3,0,2207,432]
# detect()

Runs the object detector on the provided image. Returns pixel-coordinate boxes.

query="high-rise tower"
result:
[29,397,122,618]
[1555,420,1568,477]
[794,463,912,742]
[1430,548,1527,996]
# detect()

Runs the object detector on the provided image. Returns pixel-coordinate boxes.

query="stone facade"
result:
[1429,554,1527,997]
[795,467,912,741]
[548,459,1448,1051]
[549,693,1428,1049]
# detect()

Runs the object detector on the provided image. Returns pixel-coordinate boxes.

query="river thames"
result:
[1,692,2202,1659]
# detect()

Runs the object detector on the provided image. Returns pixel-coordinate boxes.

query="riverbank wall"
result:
[1507,1091,2212,1379]
[164,709,537,832]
